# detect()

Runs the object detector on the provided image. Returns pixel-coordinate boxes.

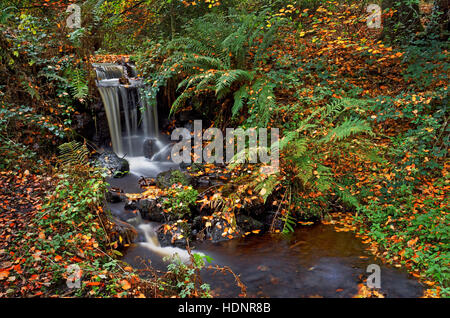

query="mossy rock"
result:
[156,169,192,188]
[96,151,129,178]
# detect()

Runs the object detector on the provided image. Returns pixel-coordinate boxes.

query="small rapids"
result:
[94,62,187,263]
[96,62,424,298]
[137,223,191,263]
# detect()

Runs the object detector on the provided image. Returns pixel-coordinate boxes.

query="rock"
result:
[138,176,156,188]
[136,198,166,223]
[156,169,191,188]
[264,211,284,232]
[157,222,191,248]
[151,143,173,161]
[119,76,130,85]
[92,111,111,148]
[236,214,264,233]
[178,111,195,122]
[124,200,138,211]
[194,176,213,188]
[192,215,204,231]
[209,218,242,243]
[179,162,191,171]
[143,138,160,159]
[96,151,129,178]
[183,122,194,132]
[110,217,138,246]
[124,215,143,228]
[105,188,126,203]
[73,112,94,140]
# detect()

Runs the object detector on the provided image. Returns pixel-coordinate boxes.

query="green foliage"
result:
[58,141,90,167]
[0,102,63,170]
[402,38,449,90]
[355,177,450,289]
[254,174,281,203]
[65,66,89,100]
[321,117,373,143]
[139,12,284,126]
[281,98,373,189]
[163,253,212,298]
[371,89,448,179]
[29,154,132,296]
[231,95,372,232]
[163,186,199,220]
[281,210,296,234]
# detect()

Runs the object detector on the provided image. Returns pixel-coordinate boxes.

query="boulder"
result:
[157,222,191,248]
[96,151,129,178]
[110,217,138,247]
[105,188,126,203]
[156,169,192,188]
[124,200,138,211]
[236,214,264,233]
[136,198,166,223]
[178,111,195,122]
[143,138,160,159]
[264,211,284,232]
[151,143,173,162]
[208,218,242,243]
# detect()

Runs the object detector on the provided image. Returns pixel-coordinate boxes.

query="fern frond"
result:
[215,69,254,96]
[254,174,281,203]
[58,141,89,167]
[67,67,88,100]
[232,85,249,117]
[335,185,360,209]
[170,88,196,116]
[281,210,296,234]
[321,118,373,143]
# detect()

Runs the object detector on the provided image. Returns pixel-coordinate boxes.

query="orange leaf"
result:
[120,279,131,290]
[0,270,9,280]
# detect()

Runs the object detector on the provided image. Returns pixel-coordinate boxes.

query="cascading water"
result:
[138,223,191,262]
[94,63,159,158]
[95,62,186,261]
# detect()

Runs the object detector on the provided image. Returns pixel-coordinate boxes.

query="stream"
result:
[107,170,424,298]
[96,62,424,298]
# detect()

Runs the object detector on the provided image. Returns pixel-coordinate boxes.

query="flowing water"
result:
[94,63,186,261]
[96,63,424,298]
[124,223,424,298]
[94,63,159,157]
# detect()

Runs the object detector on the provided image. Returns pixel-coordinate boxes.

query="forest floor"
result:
[0,1,447,298]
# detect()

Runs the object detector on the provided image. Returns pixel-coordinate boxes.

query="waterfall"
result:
[97,63,193,263]
[93,63,160,158]
[137,223,191,263]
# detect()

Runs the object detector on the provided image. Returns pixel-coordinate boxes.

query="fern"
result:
[281,211,296,234]
[321,117,373,143]
[58,141,89,167]
[334,185,360,209]
[157,12,281,121]
[323,98,372,122]
[170,88,196,116]
[254,174,281,203]
[215,70,254,97]
[66,67,88,100]
[232,85,249,117]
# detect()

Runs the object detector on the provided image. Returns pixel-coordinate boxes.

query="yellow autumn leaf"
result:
[120,279,131,290]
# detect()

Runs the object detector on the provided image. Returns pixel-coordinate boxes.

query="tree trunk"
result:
[381,0,423,43]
